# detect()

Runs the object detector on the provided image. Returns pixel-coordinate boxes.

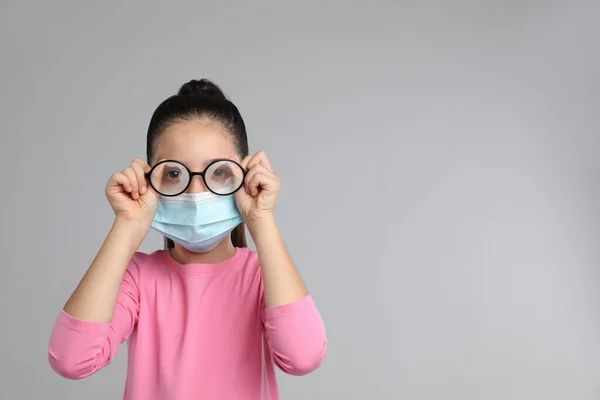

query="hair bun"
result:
[177,79,227,101]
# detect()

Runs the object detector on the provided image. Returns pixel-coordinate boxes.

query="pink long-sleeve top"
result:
[48,248,327,399]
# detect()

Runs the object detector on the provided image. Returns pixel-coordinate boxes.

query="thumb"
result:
[141,185,159,205]
[234,186,251,209]
[234,186,247,202]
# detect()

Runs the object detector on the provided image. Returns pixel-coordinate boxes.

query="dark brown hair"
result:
[146,79,249,249]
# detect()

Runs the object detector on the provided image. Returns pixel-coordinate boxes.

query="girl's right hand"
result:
[105,158,158,225]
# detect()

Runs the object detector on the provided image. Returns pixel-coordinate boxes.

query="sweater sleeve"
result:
[48,255,142,379]
[262,294,327,376]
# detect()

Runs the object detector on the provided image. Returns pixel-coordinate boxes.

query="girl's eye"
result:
[212,167,232,179]
[167,170,181,179]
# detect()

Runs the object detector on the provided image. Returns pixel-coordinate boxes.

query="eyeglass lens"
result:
[149,160,244,196]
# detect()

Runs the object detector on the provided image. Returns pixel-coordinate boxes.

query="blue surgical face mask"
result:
[151,191,243,253]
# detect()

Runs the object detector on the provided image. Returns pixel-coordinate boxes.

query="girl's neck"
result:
[170,239,237,265]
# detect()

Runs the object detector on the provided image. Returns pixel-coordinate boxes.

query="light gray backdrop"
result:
[1,1,599,399]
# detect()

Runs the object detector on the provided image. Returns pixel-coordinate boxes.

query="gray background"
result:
[1,1,599,399]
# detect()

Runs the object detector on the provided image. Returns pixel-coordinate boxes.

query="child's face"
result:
[151,120,239,194]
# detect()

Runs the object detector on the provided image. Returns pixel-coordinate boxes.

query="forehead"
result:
[152,120,238,167]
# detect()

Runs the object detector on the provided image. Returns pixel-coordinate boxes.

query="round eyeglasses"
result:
[145,159,247,197]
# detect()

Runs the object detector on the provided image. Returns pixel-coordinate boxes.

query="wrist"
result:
[114,215,152,228]
[246,214,277,236]
[112,217,151,247]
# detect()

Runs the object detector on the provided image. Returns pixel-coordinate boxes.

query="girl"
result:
[48,79,327,400]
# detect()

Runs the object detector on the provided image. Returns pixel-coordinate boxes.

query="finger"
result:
[131,162,148,194]
[245,165,279,195]
[122,167,140,199]
[256,151,273,171]
[240,155,252,170]
[132,157,152,173]
[246,151,273,172]
[111,172,132,193]
[244,164,276,191]
[247,172,278,197]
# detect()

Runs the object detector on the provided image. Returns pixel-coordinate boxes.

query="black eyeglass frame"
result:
[145,158,247,197]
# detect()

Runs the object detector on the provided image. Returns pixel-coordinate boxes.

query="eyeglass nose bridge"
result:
[186,171,209,190]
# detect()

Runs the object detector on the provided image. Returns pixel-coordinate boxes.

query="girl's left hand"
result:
[235,151,280,226]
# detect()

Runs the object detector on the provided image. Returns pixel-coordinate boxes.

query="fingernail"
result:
[141,186,147,194]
